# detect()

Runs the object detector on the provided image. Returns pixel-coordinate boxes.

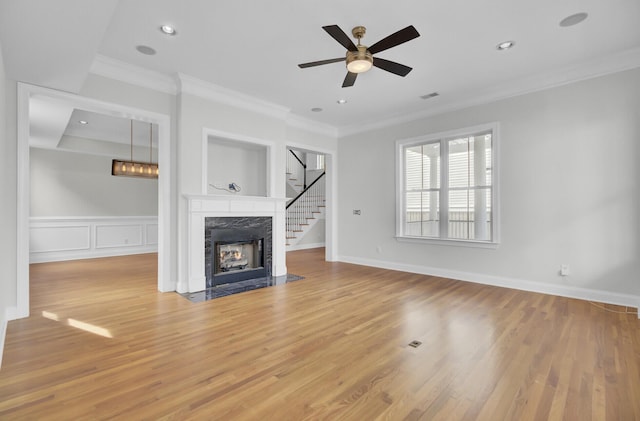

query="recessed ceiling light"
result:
[559,12,588,27]
[337,99,347,105]
[160,25,177,36]
[496,40,515,51]
[136,45,157,55]
[78,120,88,125]
[311,107,323,112]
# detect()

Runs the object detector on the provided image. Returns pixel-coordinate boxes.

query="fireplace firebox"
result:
[215,239,263,273]
[205,217,272,287]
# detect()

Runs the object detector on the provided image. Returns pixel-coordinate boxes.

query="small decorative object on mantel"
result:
[209,182,242,193]
[112,120,159,178]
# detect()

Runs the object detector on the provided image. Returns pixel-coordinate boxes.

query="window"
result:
[396,123,499,247]
[316,153,325,170]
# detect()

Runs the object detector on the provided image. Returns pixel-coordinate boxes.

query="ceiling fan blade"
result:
[342,72,357,88]
[368,25,420,55]
[373,57,413,77]
[323,25,358,52]
[298,57,346,68]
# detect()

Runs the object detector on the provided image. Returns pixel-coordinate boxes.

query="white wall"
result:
[338,68,640,303]
[176,90,337,289]
[297,219,325,247]
[0,38,10,364]
[79,73,178,284]
[208,137,267,197]
[30,147,158,217]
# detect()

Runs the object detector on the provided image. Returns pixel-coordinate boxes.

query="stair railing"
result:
[286,172,325,240]
[287,149,307,189]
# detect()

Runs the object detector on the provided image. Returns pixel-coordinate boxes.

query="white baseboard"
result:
[1,306,20,370]
[5,306,19,321]
[0,307,10,370]
[338,255,640,313]
[287,242,325,252]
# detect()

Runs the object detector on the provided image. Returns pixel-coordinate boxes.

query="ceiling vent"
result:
[420,92,439,100]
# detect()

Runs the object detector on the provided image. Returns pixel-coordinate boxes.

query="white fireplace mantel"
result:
[184,195,288,293]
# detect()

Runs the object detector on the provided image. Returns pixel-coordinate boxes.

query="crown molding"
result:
[338,47,640,137]
[286,113,338,138]
[89,47,640,140]
[90,55,177,95]
[176,74,339,137]
[177,73,290,120]
[90,57,339,136]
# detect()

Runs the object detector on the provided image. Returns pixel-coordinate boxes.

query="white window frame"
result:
[396,122,500,248]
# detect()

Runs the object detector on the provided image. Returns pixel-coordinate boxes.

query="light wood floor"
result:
[1,249,639,420]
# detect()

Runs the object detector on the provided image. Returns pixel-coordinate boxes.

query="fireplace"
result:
[185,195,287,294]
[205,217,272,287]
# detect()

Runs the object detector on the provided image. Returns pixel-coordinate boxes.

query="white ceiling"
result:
[2,0,640,137]
[64,110,158,146]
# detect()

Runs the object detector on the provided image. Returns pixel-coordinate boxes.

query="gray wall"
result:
[338,68,640,298]
[30,147,158,217]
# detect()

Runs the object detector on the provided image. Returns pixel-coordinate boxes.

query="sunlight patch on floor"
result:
[67,318,113,338]
[41,311,113,338]
[41,310,60,321]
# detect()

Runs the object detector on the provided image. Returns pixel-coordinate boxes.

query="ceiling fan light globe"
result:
[347,59,373,73]
[346,48,373,73]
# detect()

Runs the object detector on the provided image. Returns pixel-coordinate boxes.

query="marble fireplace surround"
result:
[206,216,272,287]
[185,195,288,293]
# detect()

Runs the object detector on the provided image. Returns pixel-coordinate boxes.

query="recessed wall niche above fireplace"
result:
[205,216,272,287]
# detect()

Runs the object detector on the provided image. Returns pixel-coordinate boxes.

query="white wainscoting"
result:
[29,216,158,263]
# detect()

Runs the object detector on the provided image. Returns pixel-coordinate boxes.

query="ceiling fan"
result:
[298,25,420,88]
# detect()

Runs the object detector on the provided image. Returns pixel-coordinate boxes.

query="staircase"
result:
[286,174,325,247]
[286,149,326,248]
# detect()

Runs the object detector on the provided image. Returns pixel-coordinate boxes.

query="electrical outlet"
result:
[560,264,570,276]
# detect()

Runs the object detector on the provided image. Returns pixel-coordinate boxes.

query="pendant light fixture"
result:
[111,120,159,178]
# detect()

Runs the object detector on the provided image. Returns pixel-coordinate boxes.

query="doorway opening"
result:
[285,144,334,262]
[15,83,172,319]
